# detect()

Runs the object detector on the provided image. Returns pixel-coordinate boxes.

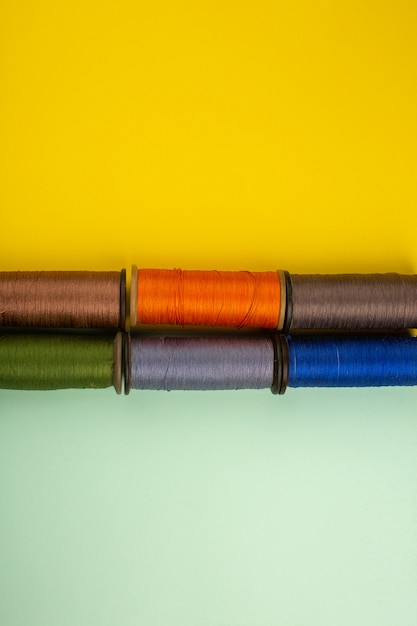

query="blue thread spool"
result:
[285,335,417,388]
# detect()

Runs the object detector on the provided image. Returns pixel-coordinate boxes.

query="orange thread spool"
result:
[131,266,283,329]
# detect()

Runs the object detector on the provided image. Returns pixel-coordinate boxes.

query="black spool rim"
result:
[282,271,293,333]
[113,332,123,394]
[277,270,286,331]
[271,331,283,395]
[280,334,289,394]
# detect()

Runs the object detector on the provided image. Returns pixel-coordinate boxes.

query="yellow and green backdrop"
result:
[1,2,416,625]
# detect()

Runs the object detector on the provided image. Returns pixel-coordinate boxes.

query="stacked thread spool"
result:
[1,266,417,393]
[127,267,417,393]
[0,270,126,393]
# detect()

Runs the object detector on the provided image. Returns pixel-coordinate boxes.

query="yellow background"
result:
[1,3,417,626]
[1,1,416,274]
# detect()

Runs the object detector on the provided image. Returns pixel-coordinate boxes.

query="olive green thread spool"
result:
[0,332,122,393]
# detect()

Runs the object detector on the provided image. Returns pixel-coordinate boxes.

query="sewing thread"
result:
[286,334,417,387]
[131,266,283,329]
[125,332,417,392]
[0,332,122,392]
[286,273,417,330]
[0,270,126,329]
[126,334,275,391]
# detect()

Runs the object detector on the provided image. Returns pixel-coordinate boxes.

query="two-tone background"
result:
[1,2,416,624]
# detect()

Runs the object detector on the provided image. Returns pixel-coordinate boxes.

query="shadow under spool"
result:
[0,269,126,329]
[0,332,122,392]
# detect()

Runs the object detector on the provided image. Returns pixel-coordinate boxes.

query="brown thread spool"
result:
[0,270,126,329]
[287,273,417,330]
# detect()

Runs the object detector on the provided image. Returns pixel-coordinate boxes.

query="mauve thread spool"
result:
[0,332,123,393]
[0,270,126,329]
[125,334,277,392]
[286,273,417,331]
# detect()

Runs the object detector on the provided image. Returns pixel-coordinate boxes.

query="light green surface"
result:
[1,389,416,625]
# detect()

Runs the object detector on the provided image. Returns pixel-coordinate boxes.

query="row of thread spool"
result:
[3,331,417,394]
[1,267,417,394]
[2,267,417,330]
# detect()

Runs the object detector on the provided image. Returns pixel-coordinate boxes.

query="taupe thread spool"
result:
[285,273,417,331]
[0,270,126,329]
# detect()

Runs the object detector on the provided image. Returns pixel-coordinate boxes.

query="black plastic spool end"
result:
[282,271,293,333]
[124,332,132,395]
[271,332,289,395]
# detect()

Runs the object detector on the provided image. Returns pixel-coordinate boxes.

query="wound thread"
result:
[0,270,126,329]
[0,332,122,392]
[131,266,282,329]
[288,273,417,330]
[286,335,417,387]
[131,268,417,332]
[128,334,275,391]
[126,332,417,392]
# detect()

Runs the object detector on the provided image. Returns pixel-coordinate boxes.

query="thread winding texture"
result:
[0,271,125,328]
[288,273,417,330]
[133,267,281,328]
[128,333,417,392]
[287,335,417,387]
[129,335,275,390]
[0,333,121,391]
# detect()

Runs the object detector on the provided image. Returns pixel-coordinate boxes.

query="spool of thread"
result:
[0,270,126,329]
[125,333,277,392]
[285,334,417,387]
[130,266,285,329]
[0,332,122,392]
[125,332,417,393]
[131,267,417,331]
[285,273,417,331]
